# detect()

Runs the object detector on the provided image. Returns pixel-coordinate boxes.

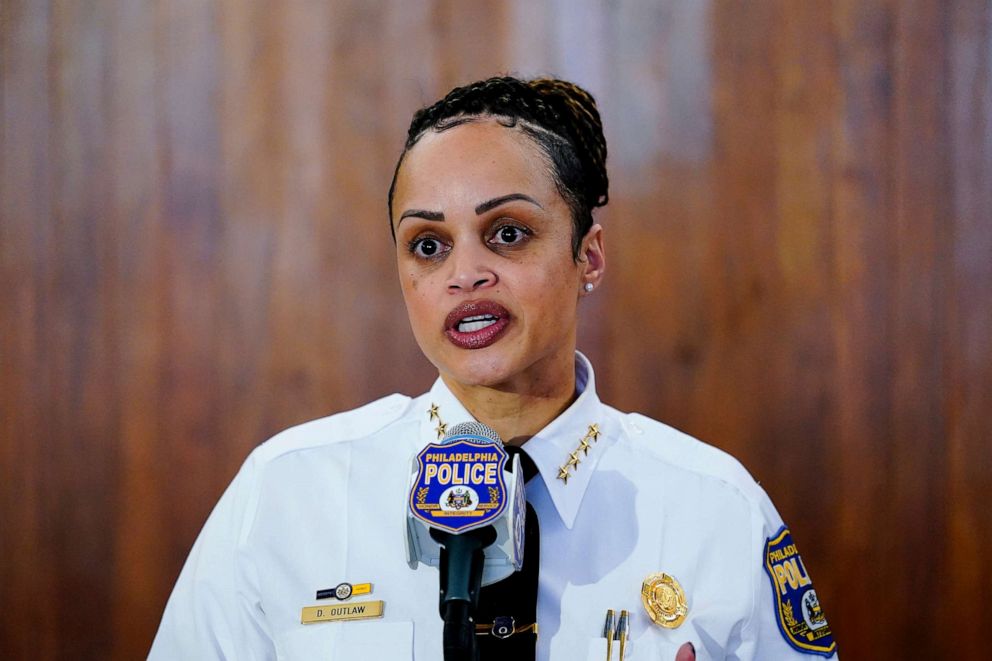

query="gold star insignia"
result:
[579,438,592,455]
[557,466,571,483]
[435,422,448,439]
[428,403,440,422]
[588,424,601,441]
[568,451,581,469]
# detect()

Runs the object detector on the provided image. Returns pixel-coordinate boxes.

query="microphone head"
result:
[409,421,509,535]
[441,421,503,447]
[406,417,524,585]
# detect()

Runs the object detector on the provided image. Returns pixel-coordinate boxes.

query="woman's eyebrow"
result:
[475,193,543,215]
[397,193,542,226]
[398,209,445,224]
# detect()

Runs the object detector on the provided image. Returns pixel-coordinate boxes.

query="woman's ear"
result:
[577,223,605,292]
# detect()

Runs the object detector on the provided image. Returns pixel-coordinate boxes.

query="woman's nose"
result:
[446,244,498,293]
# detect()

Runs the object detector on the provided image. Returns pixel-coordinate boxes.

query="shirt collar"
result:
[419,352,614,529]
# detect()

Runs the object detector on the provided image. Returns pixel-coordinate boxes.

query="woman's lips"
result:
[444,300,512,350]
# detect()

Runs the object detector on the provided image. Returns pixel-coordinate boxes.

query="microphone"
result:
[406,421,527,661]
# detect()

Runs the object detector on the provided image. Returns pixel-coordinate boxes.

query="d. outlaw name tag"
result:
[300,599,385,624]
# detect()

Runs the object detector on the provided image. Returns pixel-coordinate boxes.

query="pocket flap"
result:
[277,620,413,660]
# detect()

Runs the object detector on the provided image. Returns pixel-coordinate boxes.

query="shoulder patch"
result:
[763,526,836,657]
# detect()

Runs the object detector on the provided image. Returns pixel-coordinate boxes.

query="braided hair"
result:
[388,76,609,257]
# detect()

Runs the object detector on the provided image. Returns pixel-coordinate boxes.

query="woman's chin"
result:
[432,344,572,395]
[425,342,526,390]
[437,355,516,390]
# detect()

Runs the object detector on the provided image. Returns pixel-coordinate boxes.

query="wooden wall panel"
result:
[1,1,990,658]
[828,1,898,653]
[2,3,58,658]
[944,0,992,653]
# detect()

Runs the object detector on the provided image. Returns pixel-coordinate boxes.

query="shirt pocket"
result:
[585,629,691,661]
[276,620,414,660]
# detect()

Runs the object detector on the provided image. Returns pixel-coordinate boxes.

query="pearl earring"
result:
[584,282,594,292]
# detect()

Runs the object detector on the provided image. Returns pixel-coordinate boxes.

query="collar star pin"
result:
[567,450,581,469]
[641,572,688,629]
[557,422,602,485]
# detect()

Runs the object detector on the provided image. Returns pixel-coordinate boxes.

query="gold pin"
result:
[558,422,602,486]
[428,403,440,421]
[568,450,581,469]
[641,573,688,629]
[301,599,384,624]
[434,421,448,439]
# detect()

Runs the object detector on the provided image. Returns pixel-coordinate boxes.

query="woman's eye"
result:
[410,237,448,259]
[490,225,528,245]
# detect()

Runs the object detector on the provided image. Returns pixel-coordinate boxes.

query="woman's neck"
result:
[441,361,578,446]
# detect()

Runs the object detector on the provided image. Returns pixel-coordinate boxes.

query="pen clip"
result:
[616,610,629,661]
[604,609,616,661]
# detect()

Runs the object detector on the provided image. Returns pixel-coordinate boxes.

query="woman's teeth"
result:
[457,315,498,333]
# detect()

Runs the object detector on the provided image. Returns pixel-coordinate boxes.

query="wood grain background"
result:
[2,1,990,658]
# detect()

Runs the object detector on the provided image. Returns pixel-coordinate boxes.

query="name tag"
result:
[301,600,385,624]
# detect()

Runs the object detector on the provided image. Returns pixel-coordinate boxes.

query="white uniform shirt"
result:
[150,353,837,660]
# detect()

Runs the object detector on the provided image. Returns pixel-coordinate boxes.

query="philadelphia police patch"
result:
[409,438,508,534]
[763,526,836,657]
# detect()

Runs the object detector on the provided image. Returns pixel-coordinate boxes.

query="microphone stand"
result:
[431,526,498,661]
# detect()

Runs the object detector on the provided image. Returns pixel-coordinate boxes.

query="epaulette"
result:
[619,412,769,506]
[249,393,412,465]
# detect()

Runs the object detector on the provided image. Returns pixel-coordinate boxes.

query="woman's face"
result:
[391,119,604,393]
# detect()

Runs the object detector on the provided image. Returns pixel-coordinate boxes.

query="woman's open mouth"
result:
[444,301,512,349]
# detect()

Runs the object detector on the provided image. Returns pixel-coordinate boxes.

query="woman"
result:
[150,77,836,660]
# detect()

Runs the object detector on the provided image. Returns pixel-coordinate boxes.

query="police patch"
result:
[763,526,836,657]
[409,437,508,533]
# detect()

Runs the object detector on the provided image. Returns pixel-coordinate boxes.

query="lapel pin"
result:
[316,581,372,601]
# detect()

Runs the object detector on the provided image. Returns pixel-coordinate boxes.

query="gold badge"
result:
[301,599,384,624]
[641,573,688,628]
